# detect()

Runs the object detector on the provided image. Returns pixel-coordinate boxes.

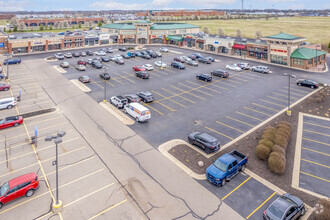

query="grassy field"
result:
[173,17,330,49]
[0,19,8,25]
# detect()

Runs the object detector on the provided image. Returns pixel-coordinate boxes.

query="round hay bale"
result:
[256,144,271,160]
[268,152,286,174]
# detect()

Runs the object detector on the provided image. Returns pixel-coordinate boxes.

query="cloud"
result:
[179,0,236,8]
[289,3,305,9]
[0,0,29,11]
[151,0,175,8]
[262,0,297,2]
[90,0,148,10]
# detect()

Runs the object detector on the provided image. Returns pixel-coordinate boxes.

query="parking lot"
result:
[0,64,139,219]
[43,45,316,148]
[299,114,330,197]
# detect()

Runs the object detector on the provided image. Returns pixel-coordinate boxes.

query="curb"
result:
[158,139,206,180]
[52,65,67,74]
[99,102,135,125]
[70,79,91,93]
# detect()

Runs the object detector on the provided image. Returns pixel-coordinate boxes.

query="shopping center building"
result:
[0,21,327,71]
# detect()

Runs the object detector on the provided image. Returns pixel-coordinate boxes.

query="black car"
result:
[73,52,80,58]
[122,54,130,59]
[135,52,142,57]
[136,71,150,79]
[171,62,185,69]
[198,57,211,64]
[86,51,94,56]
[91,61,103,69]
[124,94,141,103]
[118,47,127,52]
[101,56,110,62]
[146,50,153,55]
[211,69,229,78]
[141,51,149,55]
[188,132,220,154]
[142,54,151,59]
[196,74,212,82]
[206,57,215,62]
[296,79,319,89]
[264,193,305,220]
[192,53,203,59]
[150,52,158,58]
[136,91,154,103]
[99,72,111,80]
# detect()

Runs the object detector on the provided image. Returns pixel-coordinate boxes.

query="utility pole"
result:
[103,67,108,102]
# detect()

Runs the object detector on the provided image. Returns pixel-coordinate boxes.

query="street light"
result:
[103,67,109,102]
[283,73,296,116]
[45,130,66,213]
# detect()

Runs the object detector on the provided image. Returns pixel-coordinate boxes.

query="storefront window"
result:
[294,58,303,66]
[271,55,287,65]
[31,45,45,52]
[48,44,61,50]
[12,47,28,54]
[308,59,313,65]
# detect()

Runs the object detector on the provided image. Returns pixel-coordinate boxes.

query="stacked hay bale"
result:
[256,121,291,174]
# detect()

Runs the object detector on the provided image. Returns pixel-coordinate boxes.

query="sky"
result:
[0,0,329,11]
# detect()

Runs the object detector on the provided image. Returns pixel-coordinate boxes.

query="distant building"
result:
[19,17,103,27]
[0,14,15,20]
[136,10,226,17]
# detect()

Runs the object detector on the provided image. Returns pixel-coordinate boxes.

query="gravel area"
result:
[169,86,330,209]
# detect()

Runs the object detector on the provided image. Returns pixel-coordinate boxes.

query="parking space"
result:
[0,63,140,219]
[299,115,330,197]
[199,173,277,219]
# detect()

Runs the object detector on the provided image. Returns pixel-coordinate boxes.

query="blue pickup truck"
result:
[206,150,248,186]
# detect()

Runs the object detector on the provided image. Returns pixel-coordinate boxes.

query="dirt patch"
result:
[168,86,330,209]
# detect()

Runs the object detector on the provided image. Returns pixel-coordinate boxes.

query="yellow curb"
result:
[99,102,134,126]
[52,65,67,74]
[70,79,91,93]
[220,86,322,152]
[158,139,206,180]
[292,112,330,199]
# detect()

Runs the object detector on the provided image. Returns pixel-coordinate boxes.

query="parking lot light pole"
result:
[45,131,66,213]
[283,73,296,116]
[103,67,108,102]
[5,53,10,81]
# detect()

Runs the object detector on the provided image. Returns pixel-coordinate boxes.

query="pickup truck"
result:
[206,150,248,186]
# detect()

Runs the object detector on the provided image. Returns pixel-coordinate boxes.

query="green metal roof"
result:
[291,47,327,60]
[151,23,199,30]
[265,33,302,40]
[101,23,136,30]
[136,20,151,23]
[166,35,184,42]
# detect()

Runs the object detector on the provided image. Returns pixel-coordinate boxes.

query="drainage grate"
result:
[21,108,56,118]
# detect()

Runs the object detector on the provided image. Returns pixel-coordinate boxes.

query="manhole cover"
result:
[193,120,202,125]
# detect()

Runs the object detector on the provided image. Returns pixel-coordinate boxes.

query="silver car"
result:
[60,62,69,68]
[160,47,169,52]
[76,64,86,71]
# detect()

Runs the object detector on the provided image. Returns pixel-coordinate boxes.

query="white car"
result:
[160,47,169,52]
[75,64,86,71]
[226,64,242,72]
[114,54,123,58]
[142,64,153,71]
[154,61,167,68]
[95,51,106,56]
[64,53,72,58]
[55,53,64,60]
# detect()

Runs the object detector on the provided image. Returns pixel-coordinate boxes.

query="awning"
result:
[166,35,184,42]
[233,44,245,49]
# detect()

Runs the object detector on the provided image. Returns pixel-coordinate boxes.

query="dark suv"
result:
[211,69,229,78]
[188,132,220,154]
[99,72,111,80]
[136,71,150,79]
[196,74,212,82]
[91,61,103,69]
[171,61,185,70]
[118,47,127,52]
[136,91,154,103]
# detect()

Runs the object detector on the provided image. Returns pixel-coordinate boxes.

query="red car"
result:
[0,116,23,130]
[133,66,146,72]
[77,60,87,66]
[174,57,185,63]
[0,172,39,209]
[0,83,10,91]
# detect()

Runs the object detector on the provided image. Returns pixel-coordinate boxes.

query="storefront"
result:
[183,36,195,48]
[48,38,63,51]
[196,39,204,50]
[10,40,29,54]
[110,35,118,44]
[232,44,246,56]
[64,36,84,48]
[203,37,234,54]
[85,36,98,46]
[99,34,109,45]
[246,44,268,61]
[270,54,288,65]
[166,35,183,46]
[151,35,163,44]
[123,35,135,44]
[290,47,327,70]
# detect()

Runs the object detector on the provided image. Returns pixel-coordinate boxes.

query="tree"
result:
[63,20,69,28]
[3,27,6,32]
[59,21,64,29]
[255,31,263,39]
[49,25,53,30]
[8,28,12,33]
[88,21,93,28]
[13,26,17,32]
[203,26,210,34]
[54,21,60,29]
[236,29,243,37]
[218,27,225,37]
[45,24,48,30]
[10,17,19,26]
[78,23,81,28]
[39,24,44,31]
[18,22,25,32]
[97,21,102,27]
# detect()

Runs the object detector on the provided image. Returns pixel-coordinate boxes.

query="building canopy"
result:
[166,35,184,42]
[291,47,327,60]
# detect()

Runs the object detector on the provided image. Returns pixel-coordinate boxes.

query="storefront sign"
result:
[99,34,110,40]
[214,41,219,44]
[0,43,4,48]
[34,42,43,45]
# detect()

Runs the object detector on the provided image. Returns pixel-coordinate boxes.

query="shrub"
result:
[272,144,286,156]
[262,126,276,142]
[268,152,286,174]
[277,127,291,138]
[259,139,274,150]
[278,121,291,129]
[314,198,330,220]
[276,122,291,132]
[276,130,290,142]
[274,133,288,149]
[256,144,271,160]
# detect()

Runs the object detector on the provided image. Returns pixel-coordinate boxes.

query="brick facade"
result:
[19,17,103,27]
[137,10,226,17]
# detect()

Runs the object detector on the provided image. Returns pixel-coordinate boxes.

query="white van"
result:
[0,97,16,110]
[124,102,151,122]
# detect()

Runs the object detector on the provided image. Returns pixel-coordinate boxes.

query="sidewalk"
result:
[25,58,244,219]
